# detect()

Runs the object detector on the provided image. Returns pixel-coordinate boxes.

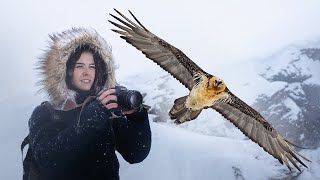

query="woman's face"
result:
[71,51,96,91]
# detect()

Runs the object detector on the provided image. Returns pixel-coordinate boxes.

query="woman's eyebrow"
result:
[75,62,95,65]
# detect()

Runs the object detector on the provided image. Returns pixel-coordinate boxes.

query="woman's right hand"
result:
[97,88,118,110]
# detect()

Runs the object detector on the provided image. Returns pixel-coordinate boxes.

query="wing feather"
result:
[109,9,207,90]
[212,91,310,171]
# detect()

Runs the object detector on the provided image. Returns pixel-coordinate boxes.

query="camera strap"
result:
[75,96,98,127]
[75,95,125,127]
[110,111,126,119]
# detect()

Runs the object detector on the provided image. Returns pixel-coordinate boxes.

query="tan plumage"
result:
[109,9,311,171]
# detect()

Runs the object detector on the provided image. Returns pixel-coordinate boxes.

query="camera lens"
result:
[114,86,143,111]
[127,91,143,109]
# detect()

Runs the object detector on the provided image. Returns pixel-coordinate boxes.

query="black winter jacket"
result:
[28,100,151,180]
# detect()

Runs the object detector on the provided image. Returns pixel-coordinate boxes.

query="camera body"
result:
[111,86,143,113]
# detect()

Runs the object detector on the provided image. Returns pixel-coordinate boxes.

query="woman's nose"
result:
[83,67,90,75]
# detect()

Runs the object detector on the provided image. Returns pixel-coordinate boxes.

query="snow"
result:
[282,98,302,123]
[304,58,320,85]
[258,46,299,80]
[262,81,288,98]
[259,43,320,86]
[117,118,320,180]
[298,148,320,179]
[118,120,281,180]
[286,83,306,100]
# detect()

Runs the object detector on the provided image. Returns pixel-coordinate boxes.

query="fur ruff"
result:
[37,27,116,109]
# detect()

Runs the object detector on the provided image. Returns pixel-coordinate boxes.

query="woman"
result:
[27,27,151,180]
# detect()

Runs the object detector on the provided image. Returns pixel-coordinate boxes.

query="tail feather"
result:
[169,96,188,119]
[169,96,202,124]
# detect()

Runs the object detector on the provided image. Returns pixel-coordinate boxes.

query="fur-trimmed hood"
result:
[37,27,116,109]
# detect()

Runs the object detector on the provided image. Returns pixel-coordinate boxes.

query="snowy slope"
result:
[118,120,320,180]
[120,120,283,180]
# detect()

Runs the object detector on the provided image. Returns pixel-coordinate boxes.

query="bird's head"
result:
[208,76,226,92]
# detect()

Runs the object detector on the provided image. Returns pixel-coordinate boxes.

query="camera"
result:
[111,86,143,112]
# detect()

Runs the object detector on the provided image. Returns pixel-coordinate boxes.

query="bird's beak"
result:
[214,79,222,87]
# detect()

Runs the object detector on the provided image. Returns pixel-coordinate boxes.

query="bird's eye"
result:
[214,80,218,87]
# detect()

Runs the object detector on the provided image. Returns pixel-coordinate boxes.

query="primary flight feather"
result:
[109,9,310,171]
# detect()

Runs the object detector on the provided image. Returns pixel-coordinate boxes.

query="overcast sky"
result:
[1,0,320,98]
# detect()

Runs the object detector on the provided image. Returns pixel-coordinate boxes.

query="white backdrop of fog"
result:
[1,0,320,179]
[1,0,320,97]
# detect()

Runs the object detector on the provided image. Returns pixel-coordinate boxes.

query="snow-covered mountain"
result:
[253,45,320,149]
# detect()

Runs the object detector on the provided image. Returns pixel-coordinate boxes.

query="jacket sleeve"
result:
[29,100,113,170]
[113,108,151,164]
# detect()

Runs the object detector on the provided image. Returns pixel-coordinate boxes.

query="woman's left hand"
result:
[123,109,137,115]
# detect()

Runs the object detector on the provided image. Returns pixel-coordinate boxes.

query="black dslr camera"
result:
[110,86,143,113]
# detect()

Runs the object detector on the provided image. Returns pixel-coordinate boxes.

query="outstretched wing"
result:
[109,9,206,90]
[212,90,310,171]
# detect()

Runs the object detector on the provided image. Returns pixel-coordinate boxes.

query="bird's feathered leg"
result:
[169,96,202,124]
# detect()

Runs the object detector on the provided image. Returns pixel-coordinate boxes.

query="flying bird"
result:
[109,9,310,171]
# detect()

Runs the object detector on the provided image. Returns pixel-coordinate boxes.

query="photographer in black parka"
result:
[27,27,151,180]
